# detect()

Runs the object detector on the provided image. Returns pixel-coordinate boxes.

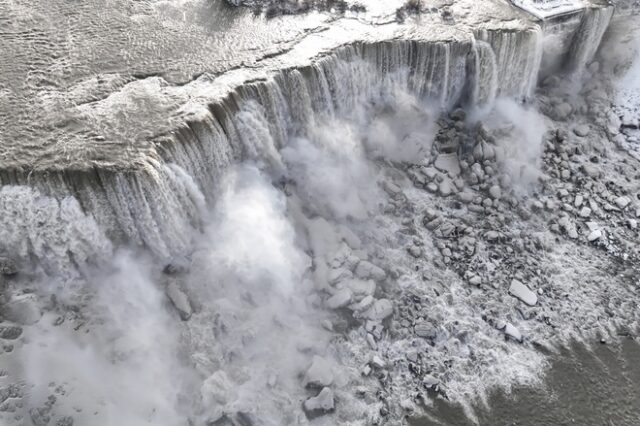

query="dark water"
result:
[410,338,640,426]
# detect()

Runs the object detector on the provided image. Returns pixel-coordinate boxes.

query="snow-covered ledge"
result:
[511,0,586,19]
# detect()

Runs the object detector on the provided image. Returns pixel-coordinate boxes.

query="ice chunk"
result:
[504,323,522,342]
[509,279,537,306]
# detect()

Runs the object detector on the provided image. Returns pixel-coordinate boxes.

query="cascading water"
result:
[0,6,624,426]
[566,5,615,79]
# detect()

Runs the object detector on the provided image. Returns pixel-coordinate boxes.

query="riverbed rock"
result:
[508,280,537,306]
[364,299,393,321]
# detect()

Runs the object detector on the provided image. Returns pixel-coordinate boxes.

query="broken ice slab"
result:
[509,279,538,306]
[504,323,523,342]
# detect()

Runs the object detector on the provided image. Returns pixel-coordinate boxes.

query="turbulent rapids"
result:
[1,1,640,425]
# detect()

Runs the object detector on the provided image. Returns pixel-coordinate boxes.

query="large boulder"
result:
[303,387,334,415]
[2,294,41,325]
[303,356,334,389]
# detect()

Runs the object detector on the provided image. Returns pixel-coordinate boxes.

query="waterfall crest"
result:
[0,7,613,269]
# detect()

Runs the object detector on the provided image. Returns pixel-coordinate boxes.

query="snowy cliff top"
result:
[0,0,536,174]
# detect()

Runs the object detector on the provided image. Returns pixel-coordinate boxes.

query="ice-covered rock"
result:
[434,153,461,177]
[438,178,454,197]
[414,321,437,339]
[579,206,592,217]
[450,108,466,122]
[354,261,386,281]
[473,140,495,162]
[202,371,235,406]
[407,245,423,258]
[370,355,385,369]
[573,124,590,137]
[328,267,353,284]
[459,191,474,204]
[364,299,393,321]
[423,375,439,389]
[304,356,334,390]
[615,196,631,210]
[553,102,573,120]
[162,256,189,275]
[303,387,334,415]
[620,110,639,128]
[382,181,402,197]
[468,275,482,286]
[2,294,41,325]
[509,279,537,306]
[489,185,502,200]
[350,295,374,312]
[582,164,600,178]
[588,229,602,242]
[325,288,353,310]
[166,281,192,321]
[504,323,522,342]
[343,279,375,299]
